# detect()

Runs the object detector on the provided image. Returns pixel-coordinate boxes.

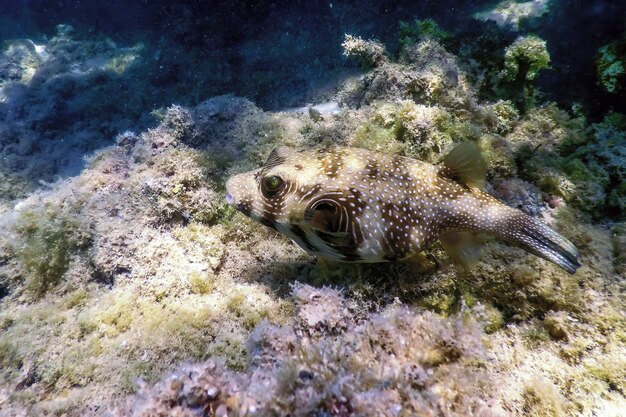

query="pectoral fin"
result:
[439,231,482,270]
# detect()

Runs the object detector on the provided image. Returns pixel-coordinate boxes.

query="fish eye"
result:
[262,175,283,196]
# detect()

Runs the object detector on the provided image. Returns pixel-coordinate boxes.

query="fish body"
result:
[225,145,580,274]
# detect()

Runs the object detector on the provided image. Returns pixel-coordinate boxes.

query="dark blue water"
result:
[0,0,624,190]
[1,1,623,111]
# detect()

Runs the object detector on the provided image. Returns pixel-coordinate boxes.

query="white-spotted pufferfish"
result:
[225,144,580,274]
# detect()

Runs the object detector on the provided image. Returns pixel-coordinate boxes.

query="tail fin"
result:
[501,209,581,274]
[440,143,580,274]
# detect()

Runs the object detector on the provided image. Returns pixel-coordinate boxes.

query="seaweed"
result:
[14,204,91,298]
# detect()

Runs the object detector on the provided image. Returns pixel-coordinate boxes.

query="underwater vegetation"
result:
[501,35,550,109]
[596,32,626,100]
[0,5,624,417]
[13,204,92,298]
[398,18,453,52]
[120,284,498,416]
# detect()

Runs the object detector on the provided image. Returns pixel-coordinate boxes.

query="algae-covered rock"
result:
[491,178,546,216]
[0,97,302,414]
[0,20,624,417]
[487,100,520,134]
[596,39,626,95]
[612,223,626,276]
[340,36,474,110]
[512,109,626,218]
[502,35,550,82]
[398,18,453,52]
[0,39,48,86]
[507,105,599,216]
[341,34,389,69]
[499,35,550,110]
[12,203,92,299]
[119,284,500,417]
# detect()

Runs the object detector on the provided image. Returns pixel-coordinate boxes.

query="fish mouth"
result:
[225,194,251,216]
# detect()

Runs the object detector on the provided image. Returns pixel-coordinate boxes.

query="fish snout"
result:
[225,174,253,216]
[224,175,242,206]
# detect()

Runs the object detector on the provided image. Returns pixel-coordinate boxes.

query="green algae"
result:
[502,35,551,82]
[124,285,493,416]
[61,288,90,310]
[0,339,22,378]
[14,205,91,298]
[585,351,626,395]
[522,377,567,417]
[489,100,520,134]
[351,119,401,154]
[399,18,452,53]
[596,43,626,94]
[509,106,626,219]
[187,271,215,295]
[500,35,551,110]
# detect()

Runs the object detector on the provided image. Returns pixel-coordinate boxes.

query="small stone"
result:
[308,107,323,122]
[169,378,184,394]
[547,195,564,209]
[298,370,314,381]
[186,385,208,407]
[206,386,220,400]
[543,312,569,341]
[215,404,229,417]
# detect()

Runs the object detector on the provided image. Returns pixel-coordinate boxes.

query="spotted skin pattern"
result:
[225,146,581,274]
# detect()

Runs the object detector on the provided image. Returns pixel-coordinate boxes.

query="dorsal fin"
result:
[440,142,487,189]
[265,146,294,168]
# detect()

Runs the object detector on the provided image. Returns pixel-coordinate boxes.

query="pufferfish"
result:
[225,144,581,274]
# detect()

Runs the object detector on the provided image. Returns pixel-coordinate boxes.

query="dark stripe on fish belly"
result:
[259,216,276,230]
[340,252,363,262]
[289,225,316,252]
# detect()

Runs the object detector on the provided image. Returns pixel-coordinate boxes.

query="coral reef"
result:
[0,99,304,415]
[500,35,551,110]
[0,24,147,197]
[513,108,625,218]
[502,35,550,82]
[398,18,452,53]
[0,39,48,85]
[119,284,500,417]
[13,204,92,298]
[341,35,389,69]
[595,34,626,102]
[339,35,475,112]
[0,18,623,417]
